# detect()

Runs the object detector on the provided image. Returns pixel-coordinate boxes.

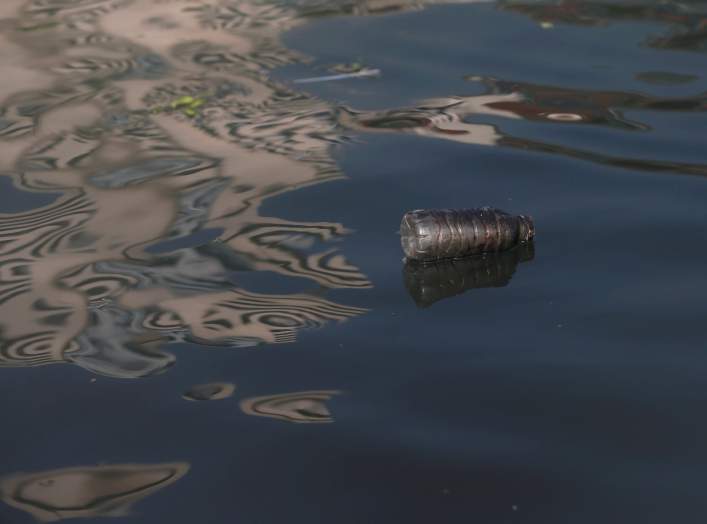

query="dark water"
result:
[1,1,706,522]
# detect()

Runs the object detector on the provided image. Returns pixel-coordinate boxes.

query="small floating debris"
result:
[182,382,235,401]
[329,60,367,73]
[151,95,206,117]
[293,68,381,84]
[400,208,534,263]
[170,95,205,117]
[403,242,534,307]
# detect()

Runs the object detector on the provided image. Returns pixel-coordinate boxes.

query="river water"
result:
[0,1,706,522]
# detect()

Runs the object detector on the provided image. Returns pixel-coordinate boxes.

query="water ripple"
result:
[0,0,403,378]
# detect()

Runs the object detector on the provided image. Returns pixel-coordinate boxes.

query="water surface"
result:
[1,0,706,522]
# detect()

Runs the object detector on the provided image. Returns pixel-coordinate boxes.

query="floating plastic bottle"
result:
[400,207,534,262]
[403,242,535,308]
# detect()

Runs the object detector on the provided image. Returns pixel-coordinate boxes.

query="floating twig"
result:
[293,68,381,84]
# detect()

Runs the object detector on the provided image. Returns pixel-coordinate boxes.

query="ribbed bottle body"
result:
[400,207,534,262]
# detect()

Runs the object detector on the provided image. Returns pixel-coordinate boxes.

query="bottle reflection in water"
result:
[403,242,535,308]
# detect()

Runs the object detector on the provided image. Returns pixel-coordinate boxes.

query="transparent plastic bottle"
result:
[400,207,534,262]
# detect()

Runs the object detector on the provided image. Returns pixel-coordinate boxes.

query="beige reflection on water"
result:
[0,462,189,521]
[0,0,382,377]
[0,0,503,378]
[240,390,341,423]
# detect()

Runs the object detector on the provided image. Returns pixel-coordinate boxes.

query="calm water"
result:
[1,0,706,522]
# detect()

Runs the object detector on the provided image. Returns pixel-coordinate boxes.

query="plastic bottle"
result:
[400,207,534,262]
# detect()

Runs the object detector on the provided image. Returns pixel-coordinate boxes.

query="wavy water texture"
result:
[0,3,704,523]
[0,0,425,378]
[341,76,707,176]
[2,0,703,381]
[331,0,707,174]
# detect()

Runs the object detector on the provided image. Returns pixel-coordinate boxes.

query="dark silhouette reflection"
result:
[403,243,534,308]
[340,77,707,176]
[240,390,341,423]
[0,462,189,522]
[499,1,707,53]
[472,76,707,130]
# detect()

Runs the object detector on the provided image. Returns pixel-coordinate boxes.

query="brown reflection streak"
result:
[0,462,189,522]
